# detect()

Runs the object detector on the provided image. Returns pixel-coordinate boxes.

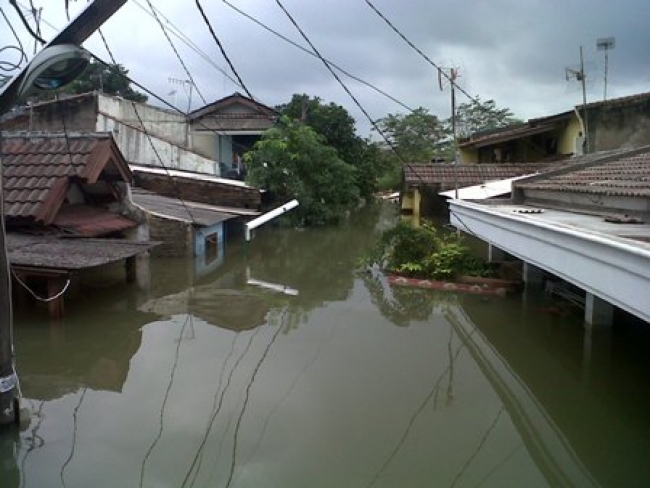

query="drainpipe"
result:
[244,199,299,242]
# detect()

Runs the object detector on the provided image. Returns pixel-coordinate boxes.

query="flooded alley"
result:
[3,203,650,488]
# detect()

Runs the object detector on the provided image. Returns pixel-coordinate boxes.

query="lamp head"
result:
[17,44,90,97]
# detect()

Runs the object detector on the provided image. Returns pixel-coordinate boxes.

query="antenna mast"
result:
[565,47,589,154]
[597,37,615,101]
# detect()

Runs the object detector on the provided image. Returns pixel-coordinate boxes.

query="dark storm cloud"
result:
[2,0,648,134]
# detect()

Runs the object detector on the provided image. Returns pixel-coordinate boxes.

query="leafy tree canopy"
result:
[245,116,360,226]
[54,60,147,102]
[454,96,521,138]
[375,107,445,163]
[279,94,383,199]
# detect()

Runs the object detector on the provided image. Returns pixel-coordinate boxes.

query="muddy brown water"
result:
[3,202,650,488]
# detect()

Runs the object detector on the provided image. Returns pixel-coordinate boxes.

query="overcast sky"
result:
[2,0,649,136]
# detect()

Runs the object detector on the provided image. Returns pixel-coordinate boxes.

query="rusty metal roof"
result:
[1,132,132,224]
[404,163,559,190]
[515,147,650,197]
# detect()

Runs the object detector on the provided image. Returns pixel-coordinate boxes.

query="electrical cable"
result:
[129,0,242,93]
[95,30,199,224]
[143,0,208,108]
[193,0,255,101]
[8,0,45,45]
[0,7,28,87]
[272,0,434,195]
[219,0,414,113]
[363,0,481,106]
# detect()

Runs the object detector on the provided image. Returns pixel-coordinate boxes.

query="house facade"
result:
[187,92,278,178]
[459,92,650,164]
[0,91,278,179]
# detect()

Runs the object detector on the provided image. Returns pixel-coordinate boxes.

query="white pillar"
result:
[523,262,544,288]
[584,292,614,328]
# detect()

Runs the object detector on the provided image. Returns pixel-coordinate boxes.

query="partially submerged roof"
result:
[439,175,537,200]
[130,188,239,225]
[7,233,157,271]
[187,92,278,132]
[404,163,558,190]
[515,146,650,198]
[2,132,132,224]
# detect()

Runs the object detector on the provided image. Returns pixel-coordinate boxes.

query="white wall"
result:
[96,95,221,176]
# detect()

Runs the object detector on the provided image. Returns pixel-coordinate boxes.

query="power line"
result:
[193,0,255,100]
[219,0,414,113]
[130,0,242,92]
[143,0,208,107]
[363,0,481,106]
[8,0,44,45]
[272,0,431,191]
[96,29,198,223]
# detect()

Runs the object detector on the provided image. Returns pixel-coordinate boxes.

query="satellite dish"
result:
[17,44,90,96]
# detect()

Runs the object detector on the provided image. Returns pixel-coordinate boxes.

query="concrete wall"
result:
[98,95,187,146]
[588,98,650,152]
[95,95,220,175]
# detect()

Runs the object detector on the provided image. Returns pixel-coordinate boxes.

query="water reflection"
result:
[4,203,650,487]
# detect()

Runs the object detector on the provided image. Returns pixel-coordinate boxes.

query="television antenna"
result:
[168,77,193,113]
[565,46,589,153]
[596,37,615,101]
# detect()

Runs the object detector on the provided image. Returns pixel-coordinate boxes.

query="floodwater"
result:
[3,202,650,488]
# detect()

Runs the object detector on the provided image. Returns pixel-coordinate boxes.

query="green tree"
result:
[279,94,382,199]
[453,97,521,138]
[375,107,446,163]
[56,60,147,102]
[245,117,360,226]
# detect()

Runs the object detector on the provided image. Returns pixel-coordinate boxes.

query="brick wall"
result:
[0,94,97,132]
[134,172,261,210]
[147,214,193,257]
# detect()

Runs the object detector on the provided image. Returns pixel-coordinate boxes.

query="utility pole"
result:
[439,67,460,198]
[0,0,127,429]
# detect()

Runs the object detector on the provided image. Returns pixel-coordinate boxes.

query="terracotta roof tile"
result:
[404,163,559,190]
[1,132,131,224]
[515,147,650,197]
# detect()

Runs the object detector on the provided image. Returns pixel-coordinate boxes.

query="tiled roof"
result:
[515,147,650,197]
[1,132,132,224]
[188,92,278,122]
[404,163,559,190]
[52,205,138,237]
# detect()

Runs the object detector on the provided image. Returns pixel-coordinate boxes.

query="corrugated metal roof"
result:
[404,163,558,190]
[516,147,650,197]
[130,188,237,226]
[2,132,132,224]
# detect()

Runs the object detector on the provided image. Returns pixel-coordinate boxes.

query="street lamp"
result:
[0,0,127,430]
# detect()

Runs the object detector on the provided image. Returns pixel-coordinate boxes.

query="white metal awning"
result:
[439,175,537,200]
